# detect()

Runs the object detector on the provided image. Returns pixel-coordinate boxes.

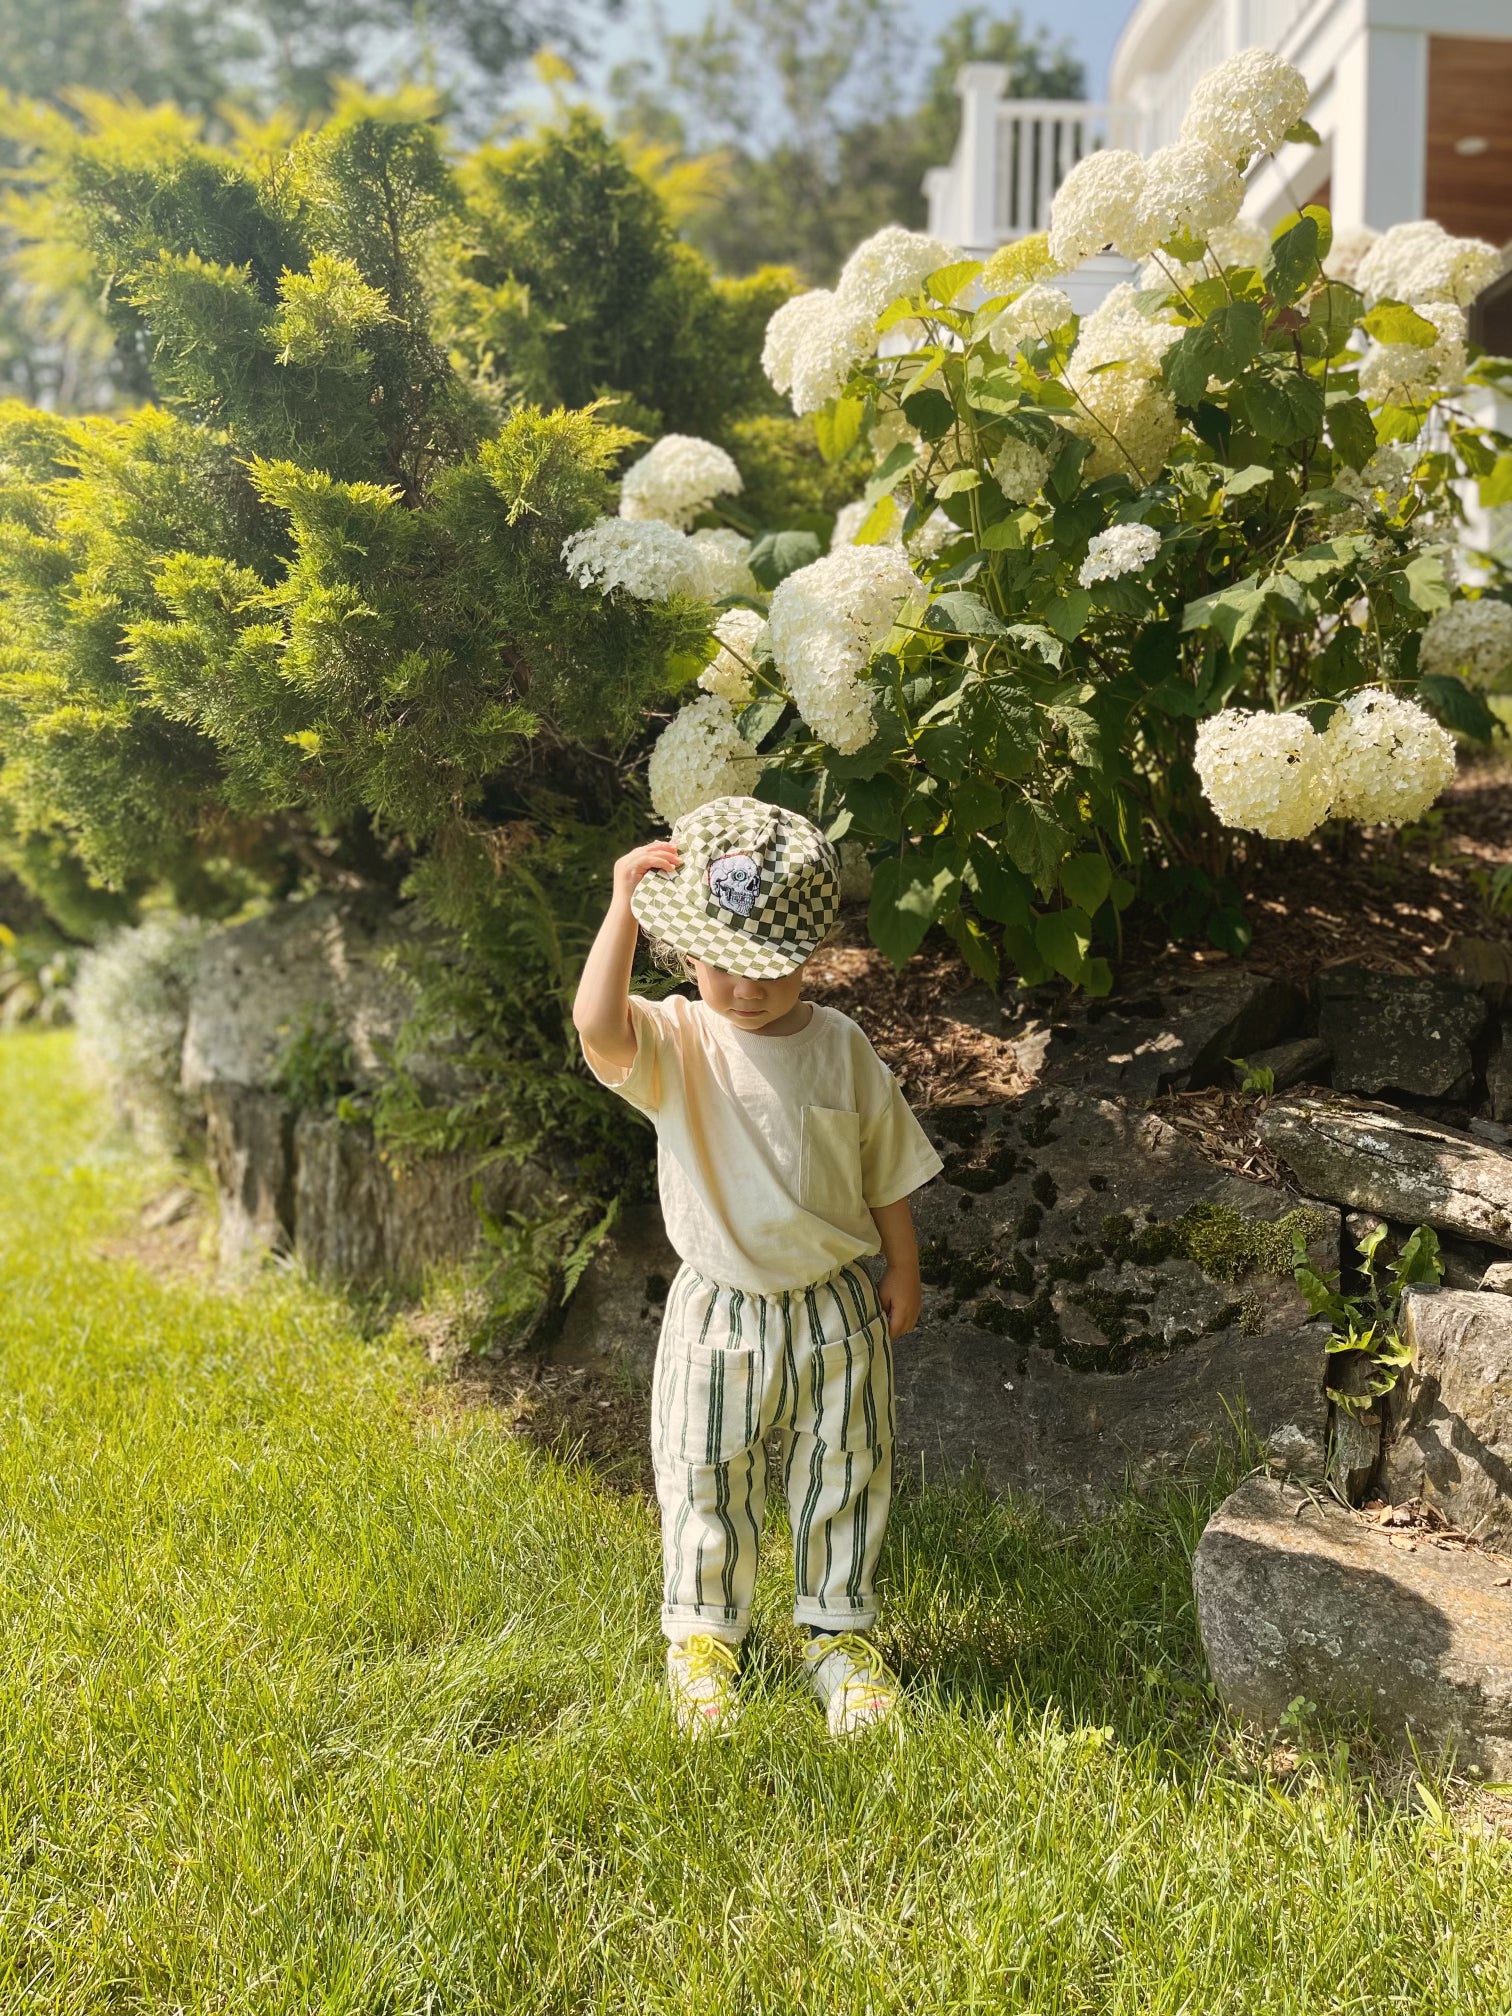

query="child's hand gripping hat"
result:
[631,795,842,979]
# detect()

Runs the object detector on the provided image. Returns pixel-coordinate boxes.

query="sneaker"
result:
[803,1630,901,1737]
[666,1633,741,1737]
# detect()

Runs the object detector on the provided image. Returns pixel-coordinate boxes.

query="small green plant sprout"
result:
[1471,860,1512,920]
[1229,1056,1276,1098]
[1293,1220,1443,1414]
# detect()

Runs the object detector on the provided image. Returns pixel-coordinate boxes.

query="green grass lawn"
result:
[0,1031,1507,2013]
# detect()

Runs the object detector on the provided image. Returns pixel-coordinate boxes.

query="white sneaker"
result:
[666,1632,741,1737]
[803,1631,901,1737]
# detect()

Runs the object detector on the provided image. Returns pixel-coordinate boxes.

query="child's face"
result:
[690,958,806,1032]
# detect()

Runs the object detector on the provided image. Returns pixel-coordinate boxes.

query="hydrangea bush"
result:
[574,48,1512,986]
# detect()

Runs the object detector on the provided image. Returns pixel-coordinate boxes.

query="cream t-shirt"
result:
[582,994,943,1294]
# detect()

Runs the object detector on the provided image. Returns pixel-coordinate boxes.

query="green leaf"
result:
[1001,796,1072,891]
[914,722,972,780]
[747,528,821,589]
[1310,282,1364,355]
[946,910,999,985]
[1361,300,1439,346]
[1392,1223,1443,1293]
[1164,301,1264,407]
[952,775,1004,833]
[1417,672,1498,744]
[1233,367,1325,444]
[903,387,956,441]
[926,590,1008,638]
[867,853,960,966]
[852,494,899,545]
[1481,455,1512,509]
[1282,536,1370,586]
[966,840,1033,929]
[865,441,920,502]
[814,396,864,463]
[1004,623,1065,669]
[1268,215,1320,305]
[736,697,787,747]
[1181,575,1267,650]
[1059,852,1112,914]
[1222,463,1274,499]
[1035,906,1093,982]
[1326,394,1377,471]
[1045,590,1093,641]
[926,259,983,305]
[1391,551,1452,615]
[934,468,981,498]
[1285,117,1322,146]
[840,773,906,833]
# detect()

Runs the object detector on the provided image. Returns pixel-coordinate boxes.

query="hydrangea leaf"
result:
[813,397,865,464]
[1324,392,1377,470]
[902,387,955,441]
[1164,301,1263,408]
[868,852,960,965]
[1416,672,1497,744]
[1001,795,1072,891]
[1231,366,1324,444]
[1478,455,1512,509]
[1035,905,1093,981]
[1360,301,1440,347]
[1059,852,1112,915]
[1268,214,1322,304]
[925,590,1008,638]
[746,528,821,589]
[946,909,1000,984]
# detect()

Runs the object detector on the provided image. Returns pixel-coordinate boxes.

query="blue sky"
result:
[588,0,1138,104]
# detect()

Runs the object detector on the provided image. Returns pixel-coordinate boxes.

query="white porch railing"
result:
[923,64,1129,253]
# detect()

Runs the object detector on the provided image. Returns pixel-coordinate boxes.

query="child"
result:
[572,796,942,1739]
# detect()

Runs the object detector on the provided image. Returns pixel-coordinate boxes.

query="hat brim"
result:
[631,866,820,979]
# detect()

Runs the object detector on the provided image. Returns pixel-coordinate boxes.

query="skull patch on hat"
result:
[707,850,761,917]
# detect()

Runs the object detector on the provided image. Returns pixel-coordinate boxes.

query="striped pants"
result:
[652,1261,895,1646]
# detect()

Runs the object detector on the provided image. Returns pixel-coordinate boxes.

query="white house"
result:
[923,0,1512,546]
[924,0,1511,315]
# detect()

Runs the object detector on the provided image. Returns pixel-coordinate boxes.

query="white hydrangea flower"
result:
[993,435,1055,503]
[906,509,958,561]
[1180,48,1309,165]
[1136,141,1244,250]
[830,500,869,549]
[1355,220,1503,309]
[761,288,875,415]
[618,434,742,531]
[696,606,769,704]
[838,841,874,902]
[1331,443,1417,523]
[1047,150,1154,268]
[1418,598,1512,689]
[837,224,961,321]
[988,283,1074,354]
[646,694,762,826]
[1194,708,1333,840]
[1079,522,1162,586]
[688,528,758,599]
[1359,301,1466,407]
[766,545,920,754]
[1065,364,1181,483]
[1072,284,1183,377]
[1327,224,1378,287]
[562,518,711,601]
[1140,218,1273,293]
[868,406,920,457]
[1321,689,1457,826]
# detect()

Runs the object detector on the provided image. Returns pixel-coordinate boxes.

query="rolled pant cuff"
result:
[662,1607,746,1648]
[792,1602,877,1633]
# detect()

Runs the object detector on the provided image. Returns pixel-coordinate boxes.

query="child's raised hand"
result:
[613,841,680,900]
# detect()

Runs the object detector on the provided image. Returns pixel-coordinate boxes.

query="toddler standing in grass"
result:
[573,796,942,1738]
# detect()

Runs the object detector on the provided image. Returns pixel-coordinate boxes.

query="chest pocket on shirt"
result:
[799,1105,864,1218]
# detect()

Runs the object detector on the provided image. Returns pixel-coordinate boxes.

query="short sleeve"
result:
[856,1047,944,1208]
[579,995,668,1116]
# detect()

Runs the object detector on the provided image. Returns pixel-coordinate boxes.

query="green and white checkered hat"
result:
[632,795,842,979]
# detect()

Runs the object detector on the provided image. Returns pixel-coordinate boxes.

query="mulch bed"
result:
[806,749,1512,1103]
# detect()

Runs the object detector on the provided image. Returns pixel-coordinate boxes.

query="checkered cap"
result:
[631,795,842,979]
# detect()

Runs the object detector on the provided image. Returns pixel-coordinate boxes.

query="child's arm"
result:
[571,841,680,1073]
[871,1196,922,1338]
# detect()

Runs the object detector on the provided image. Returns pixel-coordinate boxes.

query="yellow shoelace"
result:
[681,1633,739,1687]
[812,1631,898,1694]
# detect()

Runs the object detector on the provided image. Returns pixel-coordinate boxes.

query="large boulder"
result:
[181,893,430,1095]
[1314,967,1486,1104]
[1382,1288,1512,1546]
[1258,1095,1512,1250]
[1195,1475,1512,1776]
